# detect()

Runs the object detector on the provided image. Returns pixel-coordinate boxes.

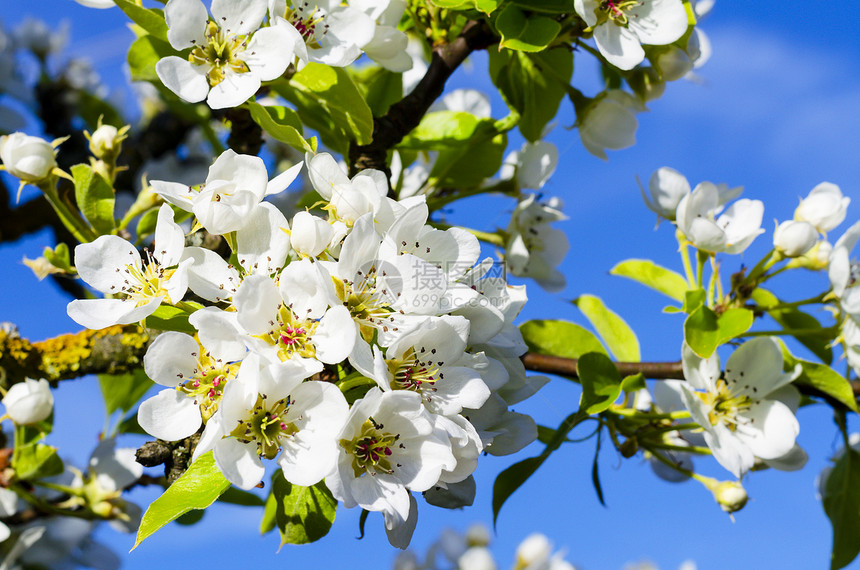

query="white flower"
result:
[828,221,860,302]
[67,204,191,329]
[151,149,302,235]
[675,182,764,254]
[156,0,297,109]
[2,378,53,425]
[500,141,559,191]
[577,90,645,160]
[356,0,412,72]
[574,0,689,70]
[138,330,243,441]
[270,0,376,68]
[679,338,802,477]
[73,0,115,8]
[795,182,850,234]
[0,132,58,183]
[325,388,456,527]
[204,355,348,489]
[290,210,334,258]
[306,152,389,226]
[773,220,818,258]
[642,166,690,221]
[505,194,569,292]
[0,487,18,542]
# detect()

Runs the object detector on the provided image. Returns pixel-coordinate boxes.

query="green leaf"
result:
[684,306,752,358]
[682,289,706,314]
[282,63,373,153]
[609,259,688,302]
[99,368,154,416]
[72,164,115,236]
[493,410,587,524]
[511,0,574,12]
[496,4,561,52]
[620,373,647,394]
[577,352,622,414]
[354,67,403,117]
[400,111,482,148]
[43,243,71,272]
[573,294,640,361]
[142,304,198,333]
[474,0,503,14]
[823,448,860,569]
[782,348,858,413]
[133,452,230,550]
[716,308,754,345]
[430,0,469,6]
[268,476,337,546]
[752,288,833,364]
[430,130,507,189]
[219,487,266,507]
[127,34,174,83]
[519,319,607,361]
[114,0,168,42]
[591,431,605,506]
[175,510,205,525]
[13,443,64,480]
[246,102,314,153]
[489,48,572,142]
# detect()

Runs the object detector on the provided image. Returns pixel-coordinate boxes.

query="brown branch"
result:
[0,325,151,389]
[348,19,498,177]
[521,353,860,400]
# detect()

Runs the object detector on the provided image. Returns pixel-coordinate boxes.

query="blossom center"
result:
[387,347,442,398]
[597,0,642,26]
[699,379,753,430]
[333,271,395,343]
[228,394,299,460]
[258,304,319,361]
[340,418,400,478]
[286,3,329,46]
[115,249,175,305]
[177,351,237,421]
[188,21,250,87]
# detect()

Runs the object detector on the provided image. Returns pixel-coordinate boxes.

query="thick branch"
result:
[348,19,498,176]
[0,325,151,389]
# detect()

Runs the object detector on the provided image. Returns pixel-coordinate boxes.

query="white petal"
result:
[206,71,261,109]
[188,307,248,362]
[74,235,140,294]
[266,160,304,196]
[236,203,290,275]
[313,306,356,364]
[736,399,799,460]
[153,203,185,267]
[182,246,241,302]
[307,152,349,200]
[143,332,199,387]
[594,25,644,71]
[155,57,210,103]
[149,180,195,210]
[629,0,688,46]
[244,25,294,81]
[67,297,161,329]
[234,274,281,335]
[214,437,266,489]
[137,390,202,441]
[165,0,208,50]
[210,0,267,36]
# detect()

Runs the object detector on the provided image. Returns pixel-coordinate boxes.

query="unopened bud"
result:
[713,481,748,514]
[773,220,818,258]
[627,67,666,103]
[0,132,58,184]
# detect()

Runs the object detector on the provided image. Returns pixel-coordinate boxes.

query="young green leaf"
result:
[573,294,640,361]
[609,259,688,302]
[268,476,338,546]
[72,164,115,236]
[98,368,154,416]
[577,352,623,414]
[13,443,64,480]
[246,102,314,153]
[113,0,168,43]
[823,448,860,569]
[519,319,607,360]
[133,452,230,550]
[752,288,833,364]
[781,346,858,413]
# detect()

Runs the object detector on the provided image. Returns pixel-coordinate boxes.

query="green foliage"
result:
[246,102,315,153]
[752,288,834,364]
[495,4,561,52]
[511,0,574,12]
[683,306,753,358]
[260,475,337,546]
[823,448,860,569]
[98,368,154,417]
[113,0,168,43]
[127,34,173,83]
[781,346,858,413]
[489,48,573,142]
[77,91,124,132]
[42,243,71,272]
[577,352,622,414]
[133,452,231,549]
[519,319,607,361]
[72,164,115,236]
[353,67,403,117]
[13,441,63,481]
[573,294,640,361]
[278,63,373,155]
[610,259,689,302]
[142,303,201,333]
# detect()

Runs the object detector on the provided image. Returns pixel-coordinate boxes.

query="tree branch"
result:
[348,19,498,177]
[0,325,151,389]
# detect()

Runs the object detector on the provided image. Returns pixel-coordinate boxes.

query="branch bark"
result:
[348,19,498,177]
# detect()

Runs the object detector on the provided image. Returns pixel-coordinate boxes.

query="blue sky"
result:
[1,1,859,568]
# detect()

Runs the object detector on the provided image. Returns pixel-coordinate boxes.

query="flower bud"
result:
[627,67,666,103]
[713,481,748,514]
[88,124,122,161]
[786,239,831,271]
[2,378,53,425]
[773,220,818,257]
[465,523,490,547]
[458,547,497,570]
[655,46,694,82]
[0,132,57,183]
[577,90,645,160]
[795,182,850,233]
[290,211,334,257]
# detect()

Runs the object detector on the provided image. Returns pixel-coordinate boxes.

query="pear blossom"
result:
[156,0,297,109]
[270,0,376,68]
[14,18,67,58]
[573,0,689,70]
[678,338,802,477]
[138,330,243,441]
[290,210,335,258]
[67,204,191,329]
[500,141,559,191]
[505,194,569,292]
[773,220,817,258]
[306,152,390,226]
[151,149,302,235]
[675,182,764,254]
[0,132,58,184]
[641,166,690,221]
[356,0,412,72]
[795,182,850,233]
[73,0,115,8]
[201,354,348,489]
[325,388,456,534]
[827,221,860,317]
[577,90,645,160]
[2,378,53,425]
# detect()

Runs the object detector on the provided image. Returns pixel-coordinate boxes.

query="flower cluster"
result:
[66,149,546,547]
